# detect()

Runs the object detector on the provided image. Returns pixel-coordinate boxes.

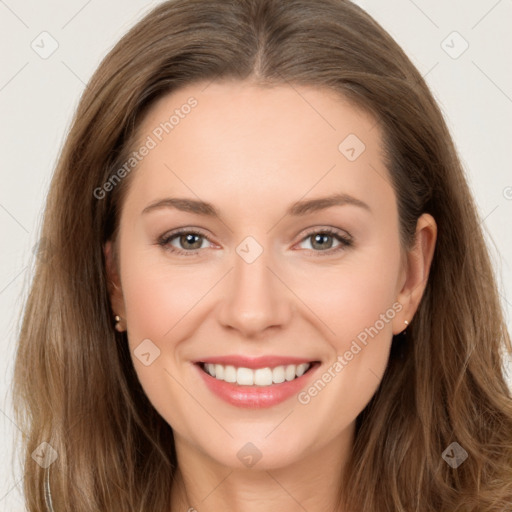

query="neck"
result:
[170,424,354,512]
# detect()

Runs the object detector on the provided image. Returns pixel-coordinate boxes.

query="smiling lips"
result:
[194,355,319,408]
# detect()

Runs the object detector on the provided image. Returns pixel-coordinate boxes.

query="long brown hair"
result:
[13,0,512,510]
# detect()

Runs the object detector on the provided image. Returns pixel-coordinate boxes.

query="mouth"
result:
[193,356,321,408]
[198,361,315,386]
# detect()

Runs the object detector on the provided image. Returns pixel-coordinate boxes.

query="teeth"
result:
[237,367,254,385]
[224,365,237,383]
[296,363,309,377]
[202,362,312,386]
[206,363,216,377]
[285,364,296,381]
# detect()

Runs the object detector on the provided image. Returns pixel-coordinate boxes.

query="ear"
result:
[104,239,126,320]
[392,213,437,335]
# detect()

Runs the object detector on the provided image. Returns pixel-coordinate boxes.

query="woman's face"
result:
[106,80,435,471]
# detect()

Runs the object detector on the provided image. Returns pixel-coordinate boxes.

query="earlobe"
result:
[393,213,437,335]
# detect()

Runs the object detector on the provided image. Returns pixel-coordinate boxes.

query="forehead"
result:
[123,80,394,217]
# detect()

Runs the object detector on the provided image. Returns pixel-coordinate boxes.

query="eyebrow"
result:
[141,192,371,218]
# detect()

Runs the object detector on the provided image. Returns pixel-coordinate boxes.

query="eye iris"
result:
[311,233,333,250]
[180,233,202,250]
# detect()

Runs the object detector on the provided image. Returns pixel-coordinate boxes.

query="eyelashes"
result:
[299,228,353,254]
[157,229,210,256]
[157,227,353,257]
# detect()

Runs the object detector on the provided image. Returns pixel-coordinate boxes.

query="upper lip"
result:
[195,355,318,369]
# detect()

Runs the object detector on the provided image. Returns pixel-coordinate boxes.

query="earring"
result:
[404,320,409,326]
[114,315,125,332]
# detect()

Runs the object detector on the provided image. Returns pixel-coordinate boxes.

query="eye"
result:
[157,228,212,256]
[157,227,353,257]
[296,228,353,256]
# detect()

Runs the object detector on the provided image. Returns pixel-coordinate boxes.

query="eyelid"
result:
[157,227,215,256]
[294,226,353,256]
[298,226,353,244]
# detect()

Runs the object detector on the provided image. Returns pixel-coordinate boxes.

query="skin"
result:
[105,80,437,512]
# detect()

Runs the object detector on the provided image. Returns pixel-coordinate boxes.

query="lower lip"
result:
[195,363,319,408]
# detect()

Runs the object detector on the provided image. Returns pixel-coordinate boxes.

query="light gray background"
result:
[1,0,511,509]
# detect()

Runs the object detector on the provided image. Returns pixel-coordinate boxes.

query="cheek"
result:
[120,248,213,341]
[118,251,208,432]
[290,240,401,346]
[290,240,401,412]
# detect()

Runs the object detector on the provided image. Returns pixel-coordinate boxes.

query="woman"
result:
[13,0,512,510]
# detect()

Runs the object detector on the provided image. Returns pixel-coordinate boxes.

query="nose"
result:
[216,241,293,338]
